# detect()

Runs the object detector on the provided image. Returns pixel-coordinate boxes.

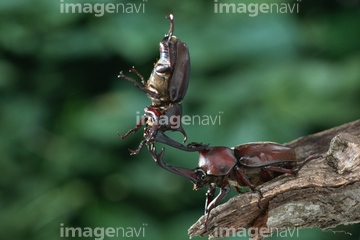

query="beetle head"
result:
[148,145,198,182]
[148,145,214,190]
[193,168,211,190]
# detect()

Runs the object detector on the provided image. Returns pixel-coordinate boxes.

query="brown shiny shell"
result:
[168,38,190,102]
[198,147,237,175]
[233,142,296,167]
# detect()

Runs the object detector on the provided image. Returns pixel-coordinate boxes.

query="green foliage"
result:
[1,0,360,239]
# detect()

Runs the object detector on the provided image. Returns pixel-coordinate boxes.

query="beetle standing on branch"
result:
[118,14,208,155]
[148,142,321,230]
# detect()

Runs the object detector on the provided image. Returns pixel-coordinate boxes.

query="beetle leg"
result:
[129,139,146,155]
[204,185,216,230]
[294,154,323,175]
[166,13,174,67]
[205,182,231,230]
[233,185,241,193]
[118,71,161,99]
[166,13,174,43]
[118,116,147,139]
[127,117,160,155]
[262,165,296,174]
[129,67,148,87]
[205,185,216,214]
[263,154,323,175]
[233,165,263,208]
[233,165,258,192]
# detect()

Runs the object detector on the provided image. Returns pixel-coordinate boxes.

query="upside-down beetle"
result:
[118,14,208,154]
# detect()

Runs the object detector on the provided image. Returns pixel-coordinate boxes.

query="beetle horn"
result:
[148,145,198,183]
[155,131,209,152]
[177,124,187,143]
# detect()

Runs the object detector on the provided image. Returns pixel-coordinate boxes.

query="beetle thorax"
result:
[198,147,237,175]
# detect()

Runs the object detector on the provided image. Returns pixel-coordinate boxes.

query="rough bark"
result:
[188,119,360,239]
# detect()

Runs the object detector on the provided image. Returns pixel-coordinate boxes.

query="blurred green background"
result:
[1,0,360,239]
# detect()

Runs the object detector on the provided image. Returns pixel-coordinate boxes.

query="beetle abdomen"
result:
[233,142,296,167]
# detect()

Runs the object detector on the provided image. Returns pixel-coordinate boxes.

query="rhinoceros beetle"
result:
[148,142,321,229]
[118,14,208,154]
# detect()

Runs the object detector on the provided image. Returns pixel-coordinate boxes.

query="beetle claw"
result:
[252,188,264,209]
[204,218,209,232]
[129,149,140,155]
[117,71,124,78]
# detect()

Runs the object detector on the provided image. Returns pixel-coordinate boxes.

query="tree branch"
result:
[188,119,360,239]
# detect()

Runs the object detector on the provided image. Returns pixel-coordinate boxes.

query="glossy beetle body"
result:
[148,34,190,104]
[233,143,297,187]
[148,142,320,229]
[118,14,208,154]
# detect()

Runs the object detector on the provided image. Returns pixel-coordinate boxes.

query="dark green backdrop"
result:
[1,0,360,239]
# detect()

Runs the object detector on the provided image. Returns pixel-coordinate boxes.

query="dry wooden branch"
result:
[188,119,360,239]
